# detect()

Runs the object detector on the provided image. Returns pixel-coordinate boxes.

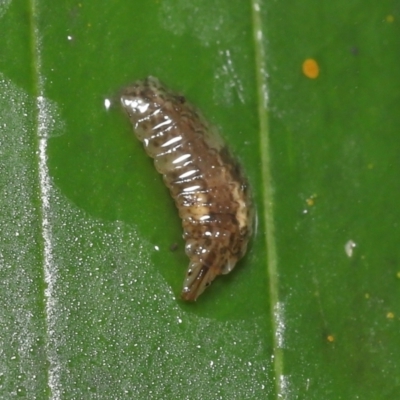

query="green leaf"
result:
[1,0,399,398]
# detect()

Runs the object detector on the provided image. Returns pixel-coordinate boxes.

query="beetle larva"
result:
[121,76,253,301]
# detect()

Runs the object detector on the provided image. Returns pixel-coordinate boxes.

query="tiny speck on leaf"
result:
[169,242,178,252]
[386,15,394,23]
[302,58,320,79]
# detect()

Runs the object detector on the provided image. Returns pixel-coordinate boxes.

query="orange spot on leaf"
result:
[302,58,320,79]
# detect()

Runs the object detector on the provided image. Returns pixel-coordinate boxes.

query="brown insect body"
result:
[121,77,253,301]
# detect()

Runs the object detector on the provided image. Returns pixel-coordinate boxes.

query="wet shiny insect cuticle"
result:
[120,76,253,301]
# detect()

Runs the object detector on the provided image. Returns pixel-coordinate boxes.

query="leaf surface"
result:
[0,0,399,398]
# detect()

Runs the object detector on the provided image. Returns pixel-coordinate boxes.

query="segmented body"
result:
[120,77,253,301]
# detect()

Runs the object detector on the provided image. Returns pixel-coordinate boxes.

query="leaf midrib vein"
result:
[250,0,283,397]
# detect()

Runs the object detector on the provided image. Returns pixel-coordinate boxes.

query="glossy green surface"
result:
[0,0,399,398]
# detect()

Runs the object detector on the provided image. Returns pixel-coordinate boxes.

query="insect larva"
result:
[120,76,253,301]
